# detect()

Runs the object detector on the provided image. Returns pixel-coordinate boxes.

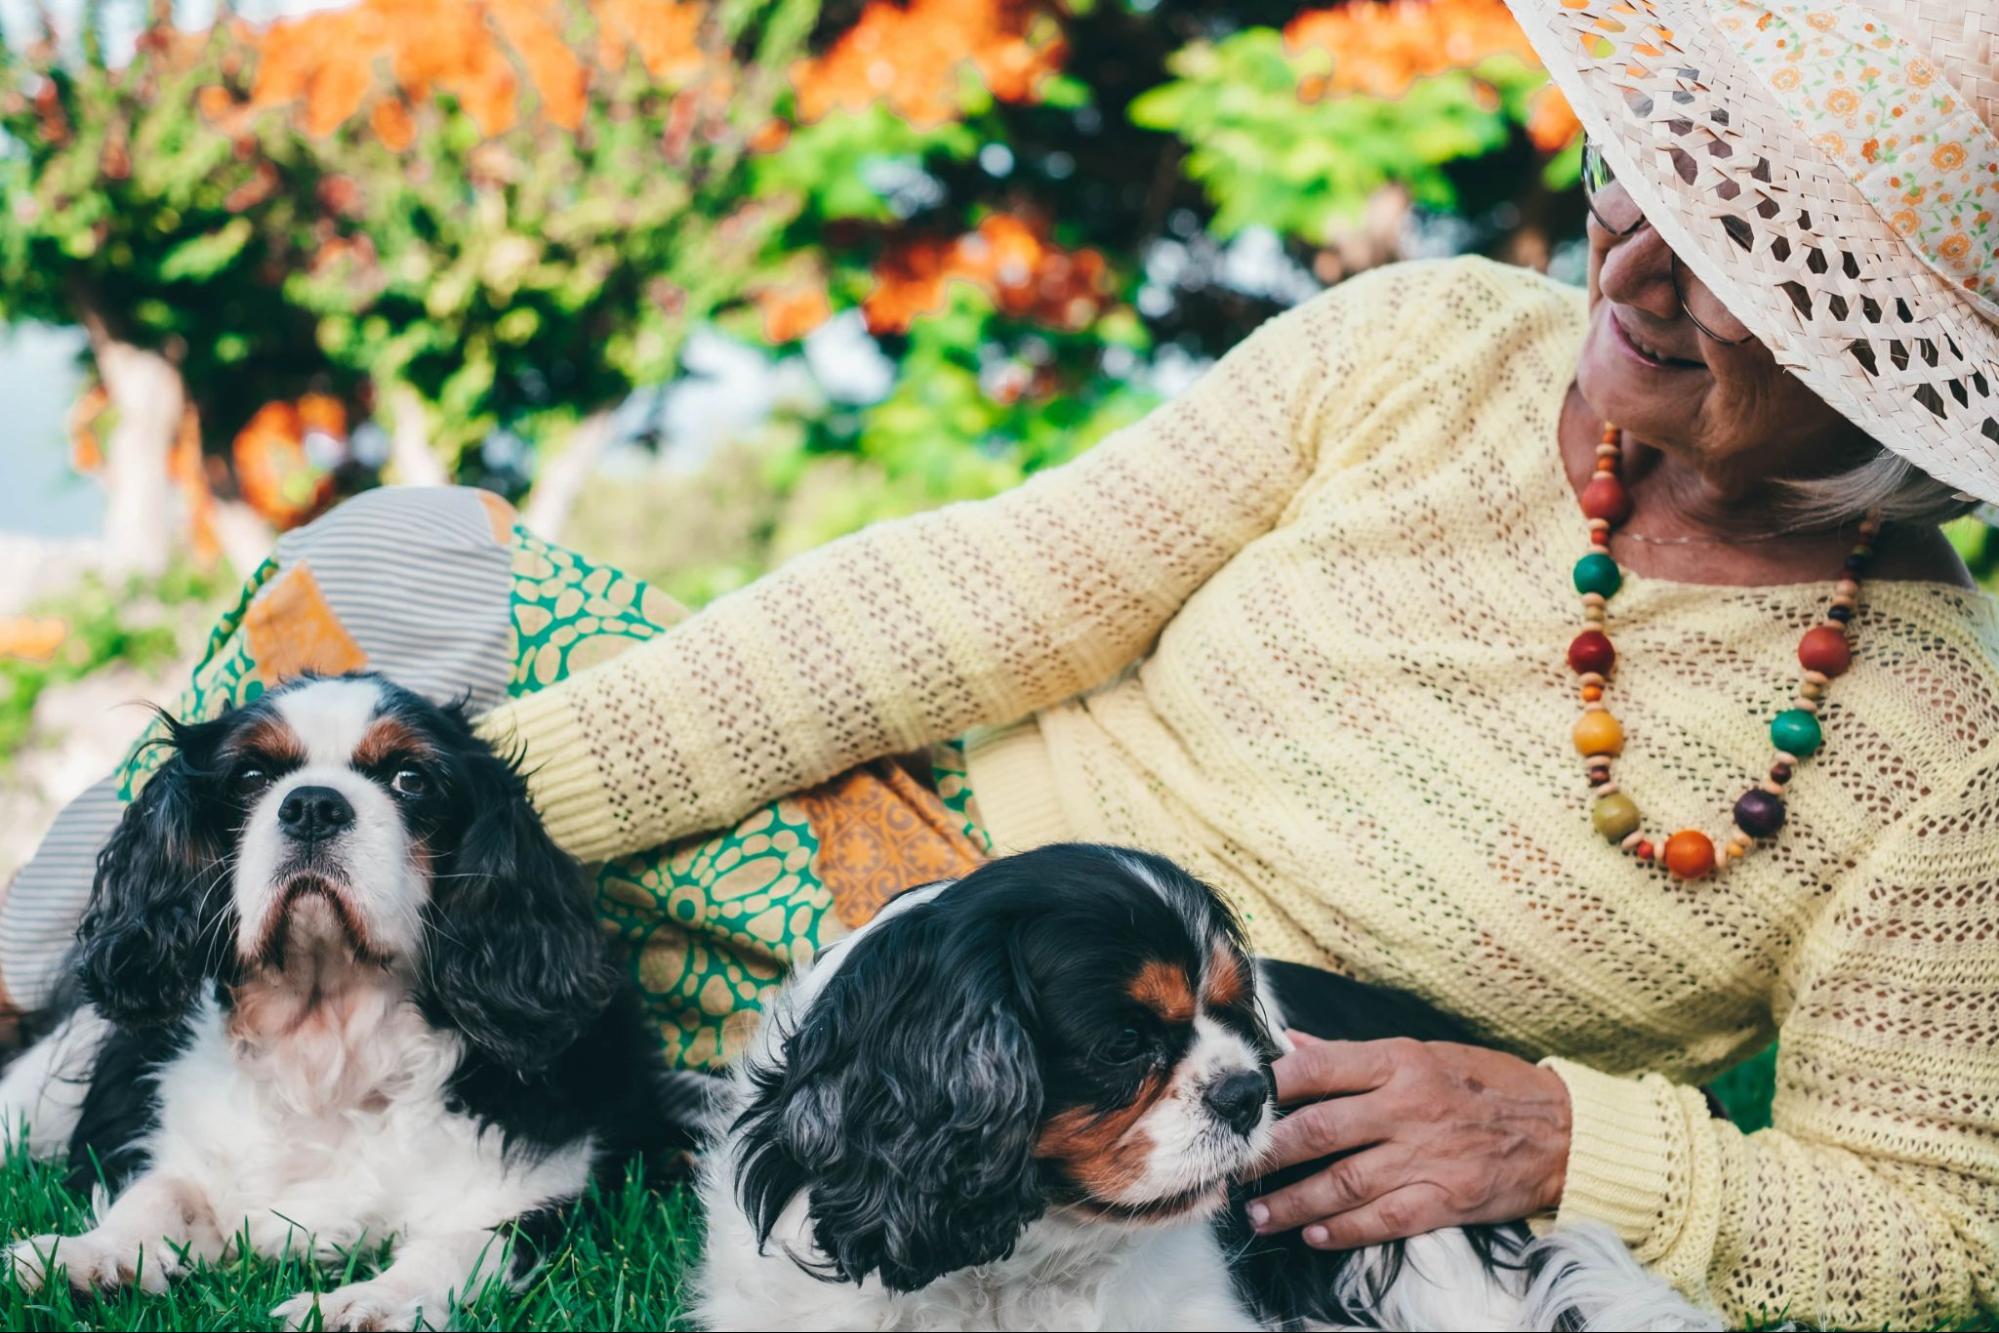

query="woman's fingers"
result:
[1247,1143,1406,1231]
[1298,1185,1453,1251]
[1271,1037,1408,1104]
[1254,1092,1395,1174]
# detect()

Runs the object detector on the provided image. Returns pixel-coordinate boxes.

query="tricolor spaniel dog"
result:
[692,844,1718,1331]
[0,673,685,1331]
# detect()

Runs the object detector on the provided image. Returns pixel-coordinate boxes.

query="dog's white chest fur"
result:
[698,1180,1254,1331]
[146,992,583,1259]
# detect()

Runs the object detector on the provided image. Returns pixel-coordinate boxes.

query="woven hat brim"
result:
[1508,0,1999,506]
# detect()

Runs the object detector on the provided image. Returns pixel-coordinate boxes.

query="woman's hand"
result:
[1244,1032,1573,1249]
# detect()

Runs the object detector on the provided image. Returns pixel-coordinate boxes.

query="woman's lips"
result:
[1610,311,1704,372]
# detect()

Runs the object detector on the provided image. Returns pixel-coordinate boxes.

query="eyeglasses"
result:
[1581,139,1754,346]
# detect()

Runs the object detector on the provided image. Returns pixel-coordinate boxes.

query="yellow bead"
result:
[1572,710,1625,757]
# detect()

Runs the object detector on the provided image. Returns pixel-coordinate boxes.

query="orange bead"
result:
[1580,475,1632,525]
[1572,710,1625,757]
[1797,625,1852,676]
[1581,684,1603,703]
[1663,830,1716,879]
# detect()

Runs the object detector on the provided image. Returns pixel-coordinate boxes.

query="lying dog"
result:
[0,672,685,1331]
[692,843,1719,1331]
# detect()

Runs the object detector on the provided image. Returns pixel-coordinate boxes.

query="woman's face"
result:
[1574,199,1870,498]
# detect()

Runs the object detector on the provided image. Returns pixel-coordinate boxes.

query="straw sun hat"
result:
[1505,0,1999,506]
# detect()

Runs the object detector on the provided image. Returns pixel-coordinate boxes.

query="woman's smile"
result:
[1607,308,1703,373]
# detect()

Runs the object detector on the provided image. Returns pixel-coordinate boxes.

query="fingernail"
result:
[1304,1225,1329,1247]
[1246,1202,1269,1229]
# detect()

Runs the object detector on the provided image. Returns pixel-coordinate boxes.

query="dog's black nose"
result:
[278,785,353,841]
[1204,1069,1270,1136]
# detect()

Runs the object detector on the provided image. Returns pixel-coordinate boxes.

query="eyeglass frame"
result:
[1579,138,1756,347]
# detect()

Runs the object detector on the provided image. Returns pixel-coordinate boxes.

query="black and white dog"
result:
[693,844,1718,1331]
[0,672,685,1331]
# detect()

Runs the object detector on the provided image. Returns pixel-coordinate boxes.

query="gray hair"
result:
[1781,444,1980,530]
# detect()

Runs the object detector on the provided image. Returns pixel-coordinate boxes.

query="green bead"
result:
[1592,792,1641,843]
[1770,708,1823,758]
[1573,552,1623,598]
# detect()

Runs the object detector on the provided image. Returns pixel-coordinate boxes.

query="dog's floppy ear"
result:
[420,728,611,1072]
[734,899,1045,1292]
[77,717,236,1028]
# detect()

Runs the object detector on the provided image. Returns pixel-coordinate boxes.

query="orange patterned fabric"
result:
[242,562,369,683]
[797,759,990,927]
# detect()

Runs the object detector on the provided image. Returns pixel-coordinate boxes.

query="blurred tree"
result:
[229,0,818,539]
[3,0,1604,575]
[0,2,336,574]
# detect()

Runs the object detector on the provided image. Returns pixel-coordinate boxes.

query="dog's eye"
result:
[1104,1027,1147,1063]
[390,768,428,798]
[235,767,269,796]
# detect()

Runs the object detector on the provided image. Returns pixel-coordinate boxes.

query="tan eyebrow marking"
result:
[227,715,305,763]
[1203,944,1248,1010]
[1128,959,1196,1024]
[353,715,433,768]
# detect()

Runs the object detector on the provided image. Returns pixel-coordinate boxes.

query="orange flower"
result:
[234,396,343,528]
[864,213,1111,335]
[1824,87,1858,116]
[1861,137,1880,162]
[755,282,833,344]
[1814,131,1846,161]
[596,0,704,81]
[1932,141,1968,171]
[1939,232,1972,263]
[241,0,687,142]
[1891,208,1919,235]
[0,616,68,664]
[370,98,416,151]
[1805,12,1836,30]
[1284,0,1541,100]
[793,0,1067,127]
[1525,84,1580,153]
[1769,66,1802,92]
[1907,57,1935,87]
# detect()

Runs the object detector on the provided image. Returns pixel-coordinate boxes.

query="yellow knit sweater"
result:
[486,257,1999,1327]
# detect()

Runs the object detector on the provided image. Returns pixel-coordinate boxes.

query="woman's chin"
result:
[1575,319,1702,444]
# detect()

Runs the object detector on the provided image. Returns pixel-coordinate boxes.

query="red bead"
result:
[1568,630,1616,675]
[1635,840,1654,860]
[1664,830,1717,880]
[1797,625,1852,677]
[1590,529,1611,547]
[1580,475,1632,525]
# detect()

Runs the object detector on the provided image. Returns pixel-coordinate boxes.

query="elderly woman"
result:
[4,0,1997,1326]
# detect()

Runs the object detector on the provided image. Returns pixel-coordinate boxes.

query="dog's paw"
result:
[6,1229,181,1295]
[273,1279,440,1332]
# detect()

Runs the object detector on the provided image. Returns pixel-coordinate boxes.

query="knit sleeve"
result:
[478,261,1434,861]
[1544,756,1999,1328]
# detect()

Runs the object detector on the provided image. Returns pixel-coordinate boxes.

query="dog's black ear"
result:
[77,718,235,1028]
[735,900,1045,1292]
[421,736,610,1072]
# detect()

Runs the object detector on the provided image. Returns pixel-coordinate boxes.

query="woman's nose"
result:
[1596,223,1683,323]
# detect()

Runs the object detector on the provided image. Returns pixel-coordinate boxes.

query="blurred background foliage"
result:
[1,0,1993,653]
[0,0,1605,606]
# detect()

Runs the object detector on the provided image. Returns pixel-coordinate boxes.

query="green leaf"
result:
[157,217,252,283]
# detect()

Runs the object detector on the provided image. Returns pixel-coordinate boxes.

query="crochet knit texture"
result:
[484,258,1999,1326]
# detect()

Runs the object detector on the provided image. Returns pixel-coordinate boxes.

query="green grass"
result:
[0,1148,704,1331]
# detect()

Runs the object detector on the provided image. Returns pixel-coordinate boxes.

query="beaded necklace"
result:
[1570,423,1877,879]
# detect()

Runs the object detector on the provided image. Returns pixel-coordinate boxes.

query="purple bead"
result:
[1733,788,1787,839]
[1827,605,1853,623]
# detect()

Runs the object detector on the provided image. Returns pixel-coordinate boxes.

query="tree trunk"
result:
[84,322,186,580]
[521,408,618,543]
[387,383,448,487]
